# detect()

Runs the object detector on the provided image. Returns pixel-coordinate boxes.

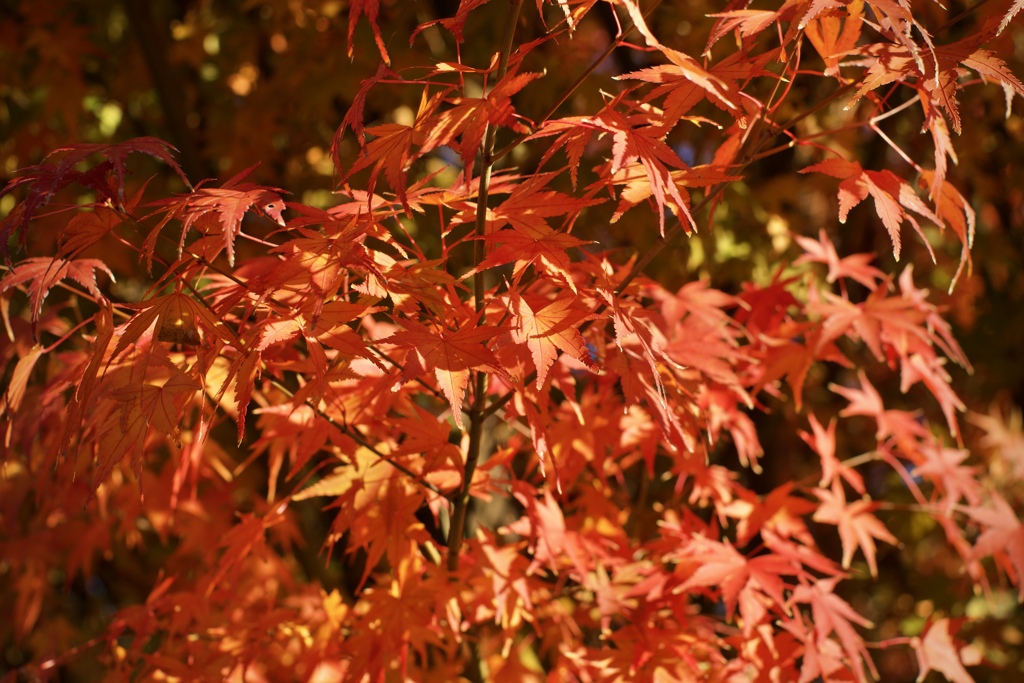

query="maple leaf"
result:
[386,403,463,490]
[1000,0,1024,34]
[529,117,594,190]
[920,171,975,292]
[472,221,591,292]
[845,28,1024,138]
[207,502,288,596]
[505,482,569,574]
[479,531,535,631]
[725,482,818,547]
[779,615,852,683]
[347,0,390,64]
[800,414,865,495]
[842,42,921,117]
[413,0,491,43]
[112,289,231,359]
[794,229,884,290]
[510,291,595,388]
[91,400,150,486]
[0,137,188,261]
[145,166,286,267]
[0,256,114,323]
[970,404,1024,479]
[705,9,780,53]
[790,577,877,682]
[813,481,897,577]
[491,169,606,227]
[595,106,696,236]
[673,535,795,627]
[610,163,743,227]
[87,367,202,488]
[809,272,970,436]
[301,447,434,590]
[263,219,378,310]
[733,268,799,335]
[803,1,864,77]
[912,618,980,683]
[640,48,776,134]
[60,305,116,454]
[938,37,1024,124]
[293,447,387,503]
[57,205,125,260]
[900,352,966,441]
[801,158,939,260]
[600,290,703,452]
[895,265,970,369]
[532,96,694,235]
[830,371,930,449]
[964,492,1024,599]
[420,70,542,178]
[748,322,849,412]
[913,444,982,511]
[110,369,201,440]
[2,344,45,417]
[47,136,190,198]
[331,62,401,164]
[309,299,384,362]
[617,45,740,119]
[382,318,506,428]
[342,89,444,211]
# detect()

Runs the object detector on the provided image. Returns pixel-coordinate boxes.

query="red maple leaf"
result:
[0,256,114,323]
[347,0,390,64]
[531,93,694,235]
[813,481,897,577]
[112,288,232,359]
[791,576,877,681]
[725,482,818,547]
[57,206,124,260]
[920,171,975,292]
[794,229,884,290]
[473,222,591,292]
[674,535,795,627]
[800,414,865,495]
[830,370,930,450]
[420,70,541,179]
[341,90,445,211]
[801,158,939,260]
[383,318,506,428]
[145,165,286,267]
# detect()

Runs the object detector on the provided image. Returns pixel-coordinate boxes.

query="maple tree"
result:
[2,0,1024,681]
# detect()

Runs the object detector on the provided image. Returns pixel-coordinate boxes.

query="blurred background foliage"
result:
[2,0,1024,679]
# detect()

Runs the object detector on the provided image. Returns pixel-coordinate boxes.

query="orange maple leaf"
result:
[383,318,507,428]
[510,291,595,388]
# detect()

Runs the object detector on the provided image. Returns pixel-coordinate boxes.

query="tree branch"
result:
[123,0,210,182]
[447,0,523,573]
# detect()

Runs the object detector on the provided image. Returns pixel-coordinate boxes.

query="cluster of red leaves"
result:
[2,1,1023,681]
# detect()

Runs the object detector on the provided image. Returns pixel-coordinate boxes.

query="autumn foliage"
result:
[3,0,1024,681]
